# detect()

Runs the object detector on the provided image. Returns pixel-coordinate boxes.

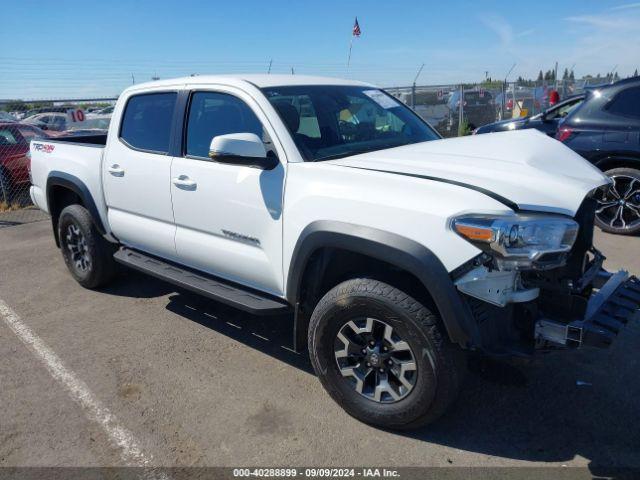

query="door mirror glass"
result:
[209,133,276,169]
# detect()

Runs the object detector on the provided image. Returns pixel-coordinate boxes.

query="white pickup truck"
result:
[29,75,640,429]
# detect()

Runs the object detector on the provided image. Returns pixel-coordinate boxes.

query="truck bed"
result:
[49,133,107,146]
[29,135,110,236]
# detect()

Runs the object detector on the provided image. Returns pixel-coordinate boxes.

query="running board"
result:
[114,248,290,315]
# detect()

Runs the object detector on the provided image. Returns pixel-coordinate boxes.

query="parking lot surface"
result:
[1,220,639,473]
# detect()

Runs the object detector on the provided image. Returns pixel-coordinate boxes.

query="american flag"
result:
[352,17,361,37]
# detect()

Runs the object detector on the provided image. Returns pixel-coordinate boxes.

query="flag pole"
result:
[347,37,354,70]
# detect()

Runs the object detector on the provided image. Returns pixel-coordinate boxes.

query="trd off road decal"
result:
[33,143,55,153]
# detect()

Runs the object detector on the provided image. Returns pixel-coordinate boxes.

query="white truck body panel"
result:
[282,161,512,275]
[168,83,289,295]
[101,83,182,261]
[29,141,109,232]
[330,129,609,217]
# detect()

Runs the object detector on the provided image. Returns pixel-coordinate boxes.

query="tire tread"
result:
[309,278,465,430]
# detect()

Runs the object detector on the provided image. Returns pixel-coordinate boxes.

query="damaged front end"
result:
[451,197,640,356]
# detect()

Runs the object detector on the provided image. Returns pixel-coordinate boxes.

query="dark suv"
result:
[556,77,640,235]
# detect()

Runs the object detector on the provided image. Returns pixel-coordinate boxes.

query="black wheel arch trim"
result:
[287,220,480,349]
[46,171,107,246]
[594,155,640,171]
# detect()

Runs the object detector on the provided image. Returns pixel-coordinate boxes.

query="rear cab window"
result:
[119,92,177,153]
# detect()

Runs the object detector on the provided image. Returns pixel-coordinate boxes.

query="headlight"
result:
[452,214,579,270]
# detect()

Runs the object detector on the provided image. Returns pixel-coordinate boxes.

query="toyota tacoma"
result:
[29,75,640,429]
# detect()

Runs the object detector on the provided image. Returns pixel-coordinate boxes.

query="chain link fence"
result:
[389,78,593,137]
[0,103,115,227]
[0,77,600,227]
[0,123,48,227]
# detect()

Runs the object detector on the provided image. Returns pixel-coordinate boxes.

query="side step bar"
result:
[114,248,290,315]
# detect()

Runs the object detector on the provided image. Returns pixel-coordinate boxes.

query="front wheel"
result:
[308,278,465,430]
[58,204,118,288]
[595,167,640,235]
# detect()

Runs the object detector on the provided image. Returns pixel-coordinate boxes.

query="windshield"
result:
[262,85,440,161]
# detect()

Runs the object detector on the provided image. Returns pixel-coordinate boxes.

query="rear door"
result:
[170,87,286,296]
[103,91,180,261]
[603,86,640,146]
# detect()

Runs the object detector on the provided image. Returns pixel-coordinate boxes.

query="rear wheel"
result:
[58,204,118,288]
[308,278,465,430]
[595,167,640,235]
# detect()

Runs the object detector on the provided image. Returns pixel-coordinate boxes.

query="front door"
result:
[103,91,179,261]
[170,88,285,296]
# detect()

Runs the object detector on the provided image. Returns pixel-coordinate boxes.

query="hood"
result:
[328,129,609,216]
[478,117,529,132]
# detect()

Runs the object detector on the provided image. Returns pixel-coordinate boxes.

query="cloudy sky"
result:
[1,0,639,99]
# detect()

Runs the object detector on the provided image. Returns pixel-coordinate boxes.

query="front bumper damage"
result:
[535,270,640,349]
[451,196,640,355]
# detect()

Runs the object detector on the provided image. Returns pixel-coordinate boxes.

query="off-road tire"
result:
[308,278,465,430]
[595,167,640,235]
[58,204,118,288]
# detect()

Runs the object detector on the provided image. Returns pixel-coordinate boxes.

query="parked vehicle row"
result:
[28,74,640,430]
[475,76,640,235]
[556,77,640,235]
[474,94,585,136]
[22,112,111,134]
[0,122,51,201]
[0,104,115,202]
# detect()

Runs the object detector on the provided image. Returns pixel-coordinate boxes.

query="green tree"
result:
[537,70,544,82]
[3,100,27,112]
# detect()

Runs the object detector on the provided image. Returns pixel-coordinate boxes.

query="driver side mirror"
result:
[209,133,278,170]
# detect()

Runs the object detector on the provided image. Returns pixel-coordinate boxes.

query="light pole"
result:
[411,63,425,108]
[501,63,516,120]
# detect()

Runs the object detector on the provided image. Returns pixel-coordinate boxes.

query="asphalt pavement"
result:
[1,220,639,476]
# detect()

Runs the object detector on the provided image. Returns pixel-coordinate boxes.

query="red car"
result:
[0,122,49,201]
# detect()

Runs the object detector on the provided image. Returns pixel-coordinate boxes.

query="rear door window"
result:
[119,92,177,153]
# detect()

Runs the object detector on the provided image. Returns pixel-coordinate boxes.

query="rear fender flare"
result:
[46,171,106,245]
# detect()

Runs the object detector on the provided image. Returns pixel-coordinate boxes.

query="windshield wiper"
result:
[313,142,409,162]
[313,149,374,162]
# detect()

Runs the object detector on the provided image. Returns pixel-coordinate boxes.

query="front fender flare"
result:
[287,221,479,349]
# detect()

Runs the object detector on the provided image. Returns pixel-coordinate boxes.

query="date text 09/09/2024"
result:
[232,468,400,477]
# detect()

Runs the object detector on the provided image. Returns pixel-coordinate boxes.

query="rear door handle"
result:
[172,175,197,190]
[108,164,125,177]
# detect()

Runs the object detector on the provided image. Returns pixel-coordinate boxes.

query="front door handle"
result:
[108,164,125,177]
[172,175,197,190]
